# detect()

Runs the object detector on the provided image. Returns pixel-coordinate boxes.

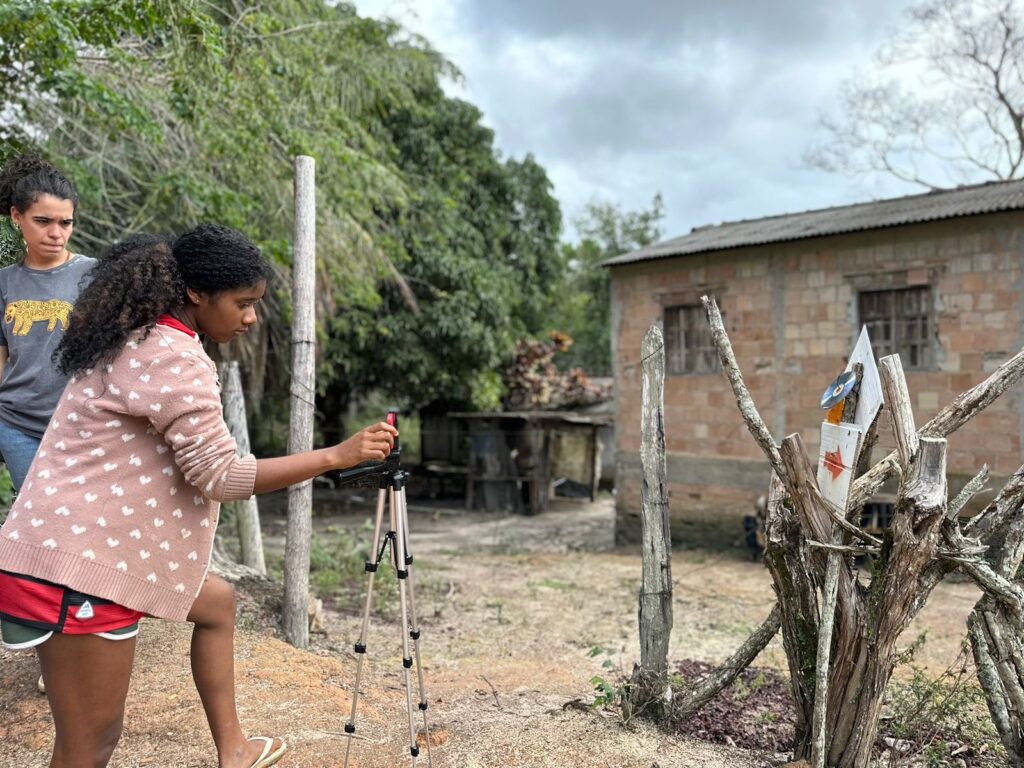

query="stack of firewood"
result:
[503,332,611,411]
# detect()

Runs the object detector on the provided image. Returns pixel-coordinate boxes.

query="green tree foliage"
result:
[323,83,562,413]
[1,0,564,432]
[554,195,664,375]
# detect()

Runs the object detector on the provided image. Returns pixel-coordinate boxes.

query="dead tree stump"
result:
[682,294,1024,766]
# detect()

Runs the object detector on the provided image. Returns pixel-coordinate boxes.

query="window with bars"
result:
[858,286,934,370]
[664,304,721,374]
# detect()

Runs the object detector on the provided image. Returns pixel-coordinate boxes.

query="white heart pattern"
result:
[140,550,150,560]
[140,374,151,383]
[129,358,141,369]
[156,445,169,454]
[146,498,158,508]
[104,463,118,472]
[160,385,173,393]
[91,447,106,457]
[121,506,134,517]
[106,419,121,428]
[7,531,18,540]
[71,475,85,485]
[54,506,70,516]
[71,525,86,535]
[64,457,78,467]
[160,541,170,551]
[97,517,107,527]
[130,529,141,539]
[150,403,162,412]
[187,551,198,560]
[117,562,128,571]
[30,518,43,527]
[43,539,57,548]
[169,562,179,571]
[128,392,140,401]
[154,518,164,527]
[84,493,98,503]
[146,573,157,583]
[111,484,124,496]
[82,550,95,560]
[140,475,152,485]
[107,538,119,547]
[122,433,136,442]
[44,486,57,496]
[181,529,192,539]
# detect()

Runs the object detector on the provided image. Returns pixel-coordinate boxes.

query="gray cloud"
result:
[358,0,923,239]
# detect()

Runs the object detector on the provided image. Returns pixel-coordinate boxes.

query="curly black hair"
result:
[55,225,272,375]
[0,152,78,214]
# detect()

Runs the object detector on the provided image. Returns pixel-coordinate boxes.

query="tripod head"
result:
[336,408,403,488]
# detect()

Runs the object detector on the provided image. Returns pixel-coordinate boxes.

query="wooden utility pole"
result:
[222,360,266,574]
[629,325,673,716]
[283,155,317,648]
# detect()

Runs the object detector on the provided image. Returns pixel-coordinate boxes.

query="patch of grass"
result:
[883,636,1004,767]
[307,525,401,616]
[529,578,575,591]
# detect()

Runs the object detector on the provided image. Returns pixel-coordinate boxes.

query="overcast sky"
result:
[354,0,923,242]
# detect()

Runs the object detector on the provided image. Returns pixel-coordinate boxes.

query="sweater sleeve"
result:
[122,349,257,502]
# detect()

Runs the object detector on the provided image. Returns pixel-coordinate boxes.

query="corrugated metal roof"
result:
[604,178,1024,267]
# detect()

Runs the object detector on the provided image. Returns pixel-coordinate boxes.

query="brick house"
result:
[605,180,1024,547]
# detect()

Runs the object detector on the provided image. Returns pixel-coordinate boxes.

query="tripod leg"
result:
[343,486,389,768]
[392,482,420,765]
[398,486,433,766]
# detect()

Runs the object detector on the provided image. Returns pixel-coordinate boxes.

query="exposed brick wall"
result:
[611,212,1024,547]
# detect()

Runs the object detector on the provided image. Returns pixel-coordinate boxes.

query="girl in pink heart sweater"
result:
[0,225,397,768]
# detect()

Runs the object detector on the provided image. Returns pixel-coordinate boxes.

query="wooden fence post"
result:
[283,155,316,648]
[221,360,266,574]
[630,324,673,713]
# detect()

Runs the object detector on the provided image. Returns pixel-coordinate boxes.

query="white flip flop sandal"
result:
[249,736,288,768]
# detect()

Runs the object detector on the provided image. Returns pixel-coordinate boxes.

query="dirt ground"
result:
[0,494,985,767]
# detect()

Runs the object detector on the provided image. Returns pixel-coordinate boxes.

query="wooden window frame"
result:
[857,285,935,371]
[663,303,722,376]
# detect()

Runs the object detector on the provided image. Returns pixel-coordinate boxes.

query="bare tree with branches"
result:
[808,0,1024,189]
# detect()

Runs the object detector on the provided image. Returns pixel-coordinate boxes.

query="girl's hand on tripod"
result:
[332,421,398,469]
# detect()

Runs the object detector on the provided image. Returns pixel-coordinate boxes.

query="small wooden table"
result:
[449,410,612,515]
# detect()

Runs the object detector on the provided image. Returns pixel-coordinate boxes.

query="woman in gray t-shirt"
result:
[0,154,95,492]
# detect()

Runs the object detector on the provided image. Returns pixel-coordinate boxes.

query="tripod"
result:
[341,411,433,767]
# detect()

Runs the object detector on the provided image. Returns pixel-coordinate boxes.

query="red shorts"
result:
[0,570,144,640]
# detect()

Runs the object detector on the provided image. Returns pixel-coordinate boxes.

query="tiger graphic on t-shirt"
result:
[4,299,73,336]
